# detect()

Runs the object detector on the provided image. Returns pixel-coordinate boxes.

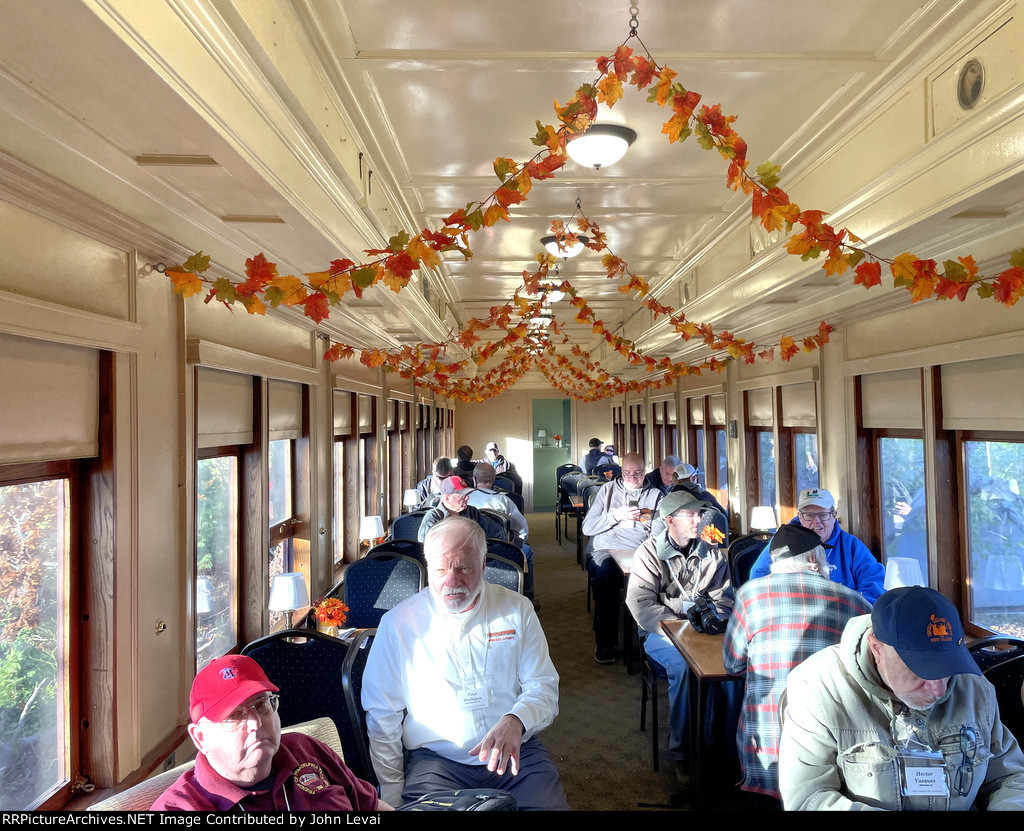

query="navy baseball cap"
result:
[871,586,981,679]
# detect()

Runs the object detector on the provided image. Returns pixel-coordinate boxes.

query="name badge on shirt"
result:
[899,749,949,797]
[457,686,489,710]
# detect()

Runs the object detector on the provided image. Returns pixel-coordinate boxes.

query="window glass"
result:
[758,430,776,507]
[879,437,927,580]
[795,432,820,493]
[694,427,705,486]
[196,456,237,669]
[0,477,68,809]
[268,440,292,526]
[333,441,345,564]
[965,440,1024,635]
[715,428,728,510]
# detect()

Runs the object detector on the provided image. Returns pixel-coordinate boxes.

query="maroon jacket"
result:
[151,733,379,811]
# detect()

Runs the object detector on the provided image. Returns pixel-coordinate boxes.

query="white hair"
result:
[770,544,832,576]
[423,515,487,564]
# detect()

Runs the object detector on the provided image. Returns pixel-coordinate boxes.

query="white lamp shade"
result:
[541,235,588,258]
[268,572,309,612]
[403,488,420,507]
[359,515,385,540]
[566,124,637,169]
[538,429,546,438]
[884,557,927,590]
[750,505,777,531]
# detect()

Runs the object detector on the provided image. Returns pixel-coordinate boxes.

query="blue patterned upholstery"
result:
[484,554,524,594]
[342,553,425,629]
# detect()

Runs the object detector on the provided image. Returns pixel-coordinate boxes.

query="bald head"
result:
[621,452,644,489]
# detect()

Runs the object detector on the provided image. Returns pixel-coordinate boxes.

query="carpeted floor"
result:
[526,510,745,811]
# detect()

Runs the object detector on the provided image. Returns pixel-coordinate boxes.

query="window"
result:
[877,435,926,578]
[196,452,239,670]
[713,427,728,510]
[0,463,74,810]
[964,439,1024,636]
[268,439,296,630]
[757,430,776,508]
[794,432,819,493]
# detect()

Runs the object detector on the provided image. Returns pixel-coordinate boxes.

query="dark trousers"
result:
[586,554,623,649]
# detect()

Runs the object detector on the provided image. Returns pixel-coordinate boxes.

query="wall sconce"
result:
[750,505,777,533]
[268,572,309,629]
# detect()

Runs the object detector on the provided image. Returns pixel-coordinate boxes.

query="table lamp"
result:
[359,515,385,552]
[403,489,420,512]
[884,557,926,590]
[268,572,309,628]
[750,505,777,533]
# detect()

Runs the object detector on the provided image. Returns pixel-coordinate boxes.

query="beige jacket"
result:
[780,615,1024,811]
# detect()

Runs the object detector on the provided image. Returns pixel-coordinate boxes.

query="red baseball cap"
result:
[189,655,279,723]
[440,476,470,495]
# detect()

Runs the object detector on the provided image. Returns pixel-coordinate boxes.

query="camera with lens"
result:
[686,594,727,635]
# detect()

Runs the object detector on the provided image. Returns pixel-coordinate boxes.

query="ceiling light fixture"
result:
[566,124,637,169]
[540,235,589,259]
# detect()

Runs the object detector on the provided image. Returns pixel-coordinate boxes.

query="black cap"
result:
[769,524,832,559]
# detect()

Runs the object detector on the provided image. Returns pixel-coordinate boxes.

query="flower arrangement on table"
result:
[553,434,563,447]
[700,524,725,545]
[314,597,349,636]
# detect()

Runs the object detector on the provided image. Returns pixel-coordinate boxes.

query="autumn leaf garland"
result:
[163,35,1024,403]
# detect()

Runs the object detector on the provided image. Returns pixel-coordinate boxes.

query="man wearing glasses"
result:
[747,488,885,604]
[152,655,388,811]
[780,586,1024,810]
[581,452,664,664]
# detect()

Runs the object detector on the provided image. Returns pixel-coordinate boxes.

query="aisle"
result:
[524,511,688,811]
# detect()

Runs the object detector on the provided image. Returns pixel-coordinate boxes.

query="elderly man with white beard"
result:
[361,516,568,810]
[779,586,1024,810]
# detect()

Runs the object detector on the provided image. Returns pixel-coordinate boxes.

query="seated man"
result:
[414,456,454,506]
[468,462,535,597]
[780,585,1024,810]
[581,437,605,474]
[453,444,477,480]
[581,452,663,664]
[747,488,885,603]
[670,462,726,514]
[625,490,735,784]
[417,476,505,543]
[362,516,569,810]
[723,524,871,804]
[642,455,681,495]
[152,655,387,811]
[482,441,513,475]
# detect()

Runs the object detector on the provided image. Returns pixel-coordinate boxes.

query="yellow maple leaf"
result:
[308,270,352,296]
[483,204,510,227]
[407,235,441,269]
[890,252,917,286]
[168,268,204,298]
[596,72,624,106]
[268,274,308,306]
[240,295,266,316]
[655,66,677,107]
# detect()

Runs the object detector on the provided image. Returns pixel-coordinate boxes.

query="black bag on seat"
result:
[396,788,517,811]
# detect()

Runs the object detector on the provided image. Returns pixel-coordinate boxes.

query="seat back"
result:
[239,632,372,782]
[505,491,525,514]
[340,628,378,786]
[88,718,343,811]
[969,636,1024,743]
[494,474,516,492]
[342,554,425,628]
[555,463,582,484]
[576,475,601,497]
[366,538,425,563]
[484,554,524,593]
[696,508,730,548]
[390,509,428,541]
[477,507,513,540]
[486,538,525,570]
[591,462,621,482]
[728,532,769,589]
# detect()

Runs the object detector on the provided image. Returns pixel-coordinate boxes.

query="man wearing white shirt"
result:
[361,516,568,810]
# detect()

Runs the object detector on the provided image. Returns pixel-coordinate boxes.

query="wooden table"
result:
[608,549,636,671]
[659,618,739,809]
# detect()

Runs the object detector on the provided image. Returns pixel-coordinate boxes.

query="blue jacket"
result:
[748,517,885,604]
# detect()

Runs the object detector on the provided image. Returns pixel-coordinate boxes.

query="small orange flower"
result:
[700,525,725,545]
[314,597,349,628]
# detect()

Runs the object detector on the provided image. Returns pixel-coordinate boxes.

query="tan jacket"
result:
[625,529,733,634]
[780,615,1024,810]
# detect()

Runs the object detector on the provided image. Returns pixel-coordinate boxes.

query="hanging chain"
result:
[628,4,639,36]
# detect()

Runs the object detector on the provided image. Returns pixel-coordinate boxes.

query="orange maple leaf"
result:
[238,252,277,296]
[309,269,351,297]
[265,274,308,307]
[596,72,624,106]
[168,268,204,298]
[483,204,510,227]
[780,335,799,361]
[612,45,635,79]
[853,261,882,289]
[302,292,331,324]
[407,235,441,269]
[654,66,677,107]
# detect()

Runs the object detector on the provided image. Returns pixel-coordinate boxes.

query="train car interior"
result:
[1,0,1023,811]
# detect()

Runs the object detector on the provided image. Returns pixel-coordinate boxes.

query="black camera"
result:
[686,594,727,635]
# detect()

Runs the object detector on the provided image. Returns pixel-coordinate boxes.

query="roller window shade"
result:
[688,398,704,426]
[942,356,1024,431]
[746,388,773,427]
[398,402,409,431]
[861,370,923,430]
[333,390,354,439]
[636,404,646,425]
[781,382,817,428]
[0,333,99,463]
[666,399,677,425]
[709,394,726,426]
[358,395,375,436]
[197,367,253,450]
[268,380,303,441]
[653,402,664,425]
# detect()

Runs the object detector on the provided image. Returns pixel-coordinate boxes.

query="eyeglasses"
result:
[217,694,280,731]
[621,469,644,478]
[799,510,835,522]
[953,726,978,797]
